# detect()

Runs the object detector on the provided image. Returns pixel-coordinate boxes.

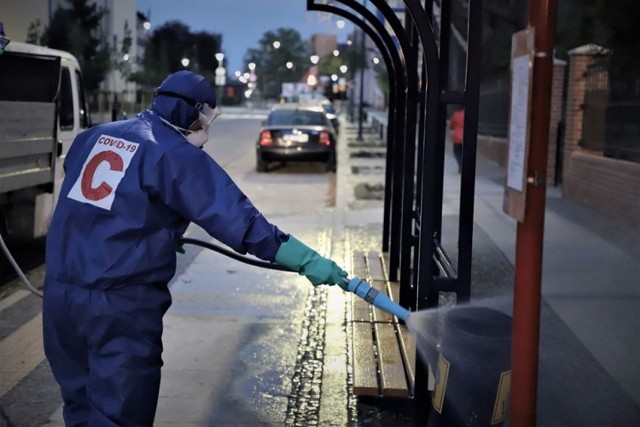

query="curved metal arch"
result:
[305,1,401,137]
[306,1,402,112]
[360,0,422,290]
[307,1,411,256]
[330,1,424,292]
[400,1,439,90]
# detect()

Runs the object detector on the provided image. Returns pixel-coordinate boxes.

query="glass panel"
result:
[59,68,74,129]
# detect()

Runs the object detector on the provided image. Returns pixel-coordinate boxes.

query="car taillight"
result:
[259,130,273,146]
[319,131,331,146]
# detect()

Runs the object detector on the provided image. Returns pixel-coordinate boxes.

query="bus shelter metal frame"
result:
[307,1,483,424]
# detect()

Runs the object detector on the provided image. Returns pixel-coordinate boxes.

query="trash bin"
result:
[428,307,513,426]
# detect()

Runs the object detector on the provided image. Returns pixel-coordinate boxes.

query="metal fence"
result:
[582,57,640,163]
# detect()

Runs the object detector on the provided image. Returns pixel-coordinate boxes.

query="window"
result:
[267,110,327,126]
[75,70,90,128]
[59,68,74,129]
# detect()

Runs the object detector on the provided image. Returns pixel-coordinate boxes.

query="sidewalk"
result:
[335,111,640,424]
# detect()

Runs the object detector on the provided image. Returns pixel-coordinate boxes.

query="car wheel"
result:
[256,160,268,172]
[256,154,268,172]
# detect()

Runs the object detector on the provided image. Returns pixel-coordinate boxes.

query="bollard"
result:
[428,307,513,426]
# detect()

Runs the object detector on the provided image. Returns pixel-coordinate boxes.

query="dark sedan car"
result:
[256,105,337,172]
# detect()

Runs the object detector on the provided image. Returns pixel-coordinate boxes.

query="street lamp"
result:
[286,61,293,69]
[248,62,256,71]
[339,65,348,74]
[333,49,340,57]
[372,57,380,65]
[272,40,281,49]
[143,20,151,31]
[181,57,190,67]
[310,55,319,65]
[215,53,226,104]
[336,19,346,29]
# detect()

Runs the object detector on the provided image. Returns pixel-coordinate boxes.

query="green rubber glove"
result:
[275,235,348,286]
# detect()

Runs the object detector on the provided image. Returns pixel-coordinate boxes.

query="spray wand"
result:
[338,277,410,322]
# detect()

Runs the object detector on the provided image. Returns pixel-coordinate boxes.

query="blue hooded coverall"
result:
[42,71,287,426]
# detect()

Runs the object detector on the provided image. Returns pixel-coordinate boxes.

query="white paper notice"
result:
[507,55,531,192]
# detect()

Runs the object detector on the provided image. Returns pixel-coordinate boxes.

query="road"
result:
[0,108,338,426]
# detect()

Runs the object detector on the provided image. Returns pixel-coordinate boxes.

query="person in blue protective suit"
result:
[42,70,347,427]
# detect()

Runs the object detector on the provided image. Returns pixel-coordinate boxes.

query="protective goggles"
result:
[155,90,221,126]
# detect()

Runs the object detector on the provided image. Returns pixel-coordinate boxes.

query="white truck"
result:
[0,41,90,239]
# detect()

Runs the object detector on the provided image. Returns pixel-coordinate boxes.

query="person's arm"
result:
[150,144,347,287]
[151,144,285,261]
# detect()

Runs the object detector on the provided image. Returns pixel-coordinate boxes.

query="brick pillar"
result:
[562,44,609,181]
[546,60,566,185]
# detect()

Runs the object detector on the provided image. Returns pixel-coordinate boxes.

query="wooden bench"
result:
[349,251,417,398]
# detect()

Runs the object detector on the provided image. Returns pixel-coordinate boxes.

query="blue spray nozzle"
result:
[341,277,410,322]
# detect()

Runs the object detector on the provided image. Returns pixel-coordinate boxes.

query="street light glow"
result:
[215,53,225,63]
[181,58,190,67]
[346,39,352,46]
[123,53,129,61]
[143,21,151,31]
[286,61,293,69]
[336,19,346,29]
[310,55,319,64]
[339,65,348,74]
[248,62,256,71]
[331,74,338,82]
[273,40,281,49]
[333,50,340,57]
[372,57,380,65]
[307,75,317,87]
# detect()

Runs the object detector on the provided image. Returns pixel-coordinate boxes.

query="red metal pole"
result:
[511,1,558,426]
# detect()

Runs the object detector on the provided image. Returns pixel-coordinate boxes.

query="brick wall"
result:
[563,45,640,224]
[547,60,566,185]
[563,152,640,223]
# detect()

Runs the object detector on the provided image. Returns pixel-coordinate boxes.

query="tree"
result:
[555,0,640,76]
[45,0,111,91]
[133,21,222,89]
[243,28,308,99]
[111,20,134,82]
[26,19,46,45]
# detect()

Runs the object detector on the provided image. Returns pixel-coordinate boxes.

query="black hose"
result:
[178,237,296,272]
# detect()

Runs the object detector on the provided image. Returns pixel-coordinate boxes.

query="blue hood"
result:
[151,70,216,129]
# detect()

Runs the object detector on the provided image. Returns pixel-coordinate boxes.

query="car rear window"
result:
[267,109,326,126]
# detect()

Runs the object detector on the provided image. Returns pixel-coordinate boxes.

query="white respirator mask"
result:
[156,90,221,148]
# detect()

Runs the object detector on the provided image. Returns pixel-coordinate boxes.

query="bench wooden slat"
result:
[397,324,416,393]
[389,280,400,304]
[367,252,385,280]
[352,251,367,279]
[351,296,371,322]
[371,280,393,323]
[375,323,410,397]
[352,322,380,396]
